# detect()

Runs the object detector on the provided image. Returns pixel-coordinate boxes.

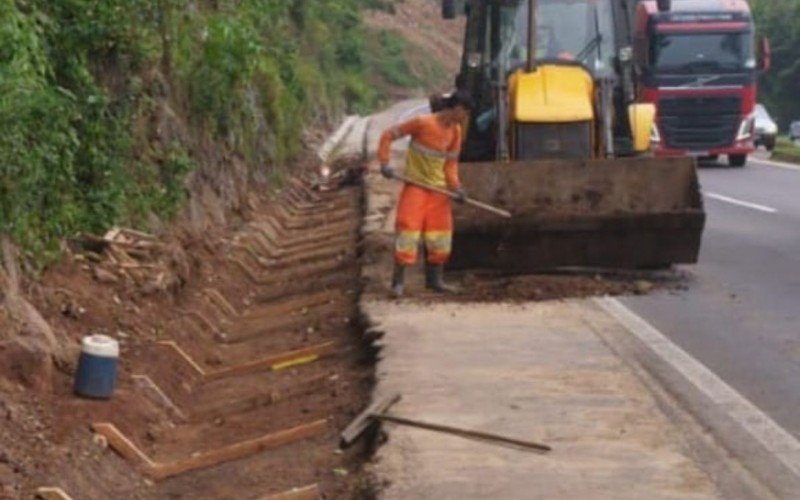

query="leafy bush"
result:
[751,0,800,129]
[0,0,422,266]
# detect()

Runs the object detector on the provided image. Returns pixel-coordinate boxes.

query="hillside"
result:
[0,1,465,497]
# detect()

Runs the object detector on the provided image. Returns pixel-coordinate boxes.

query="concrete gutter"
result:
[596,297,800,499]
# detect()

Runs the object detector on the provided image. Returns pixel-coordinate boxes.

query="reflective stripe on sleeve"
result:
[409,141,459,161]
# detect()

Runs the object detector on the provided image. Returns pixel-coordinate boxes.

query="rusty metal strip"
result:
[92,420,327,481]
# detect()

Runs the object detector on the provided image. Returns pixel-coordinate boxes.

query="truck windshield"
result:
[650,31,755,74]
[496,0,615,75]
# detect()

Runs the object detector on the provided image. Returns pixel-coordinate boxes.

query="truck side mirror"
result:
[757,36,771,72]
[656,0,671,12]
[442,0,456,19]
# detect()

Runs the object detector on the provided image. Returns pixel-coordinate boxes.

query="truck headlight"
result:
[736,116,755,141]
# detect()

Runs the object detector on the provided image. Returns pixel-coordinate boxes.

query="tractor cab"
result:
[454,0,634,161]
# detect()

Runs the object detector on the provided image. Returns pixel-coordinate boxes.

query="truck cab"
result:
[635,0,769,167]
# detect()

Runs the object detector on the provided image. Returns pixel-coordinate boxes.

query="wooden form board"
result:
[157,340,337,380]
[262,484,319,500]
[35,487,75,500]
[92,419,326,481]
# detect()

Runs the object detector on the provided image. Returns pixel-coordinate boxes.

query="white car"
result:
[791,121,800,143]
[753,104,778,151]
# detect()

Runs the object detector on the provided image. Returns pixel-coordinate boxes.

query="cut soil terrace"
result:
[0,170,376,499]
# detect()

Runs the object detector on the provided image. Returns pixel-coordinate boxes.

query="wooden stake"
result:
[393,174,512,218]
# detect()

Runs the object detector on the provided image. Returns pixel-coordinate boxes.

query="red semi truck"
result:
[634,0,770,167]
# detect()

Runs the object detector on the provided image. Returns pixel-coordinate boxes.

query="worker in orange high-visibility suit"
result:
[377,91,473,297]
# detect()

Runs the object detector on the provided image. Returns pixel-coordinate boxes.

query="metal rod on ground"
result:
[375,413,551,453]
[392,174,512,219]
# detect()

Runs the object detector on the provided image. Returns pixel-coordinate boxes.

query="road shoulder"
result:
[344,101,777,499]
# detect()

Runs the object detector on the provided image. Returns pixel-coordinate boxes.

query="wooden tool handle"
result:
[393,174,512,218]
[375,413,551,453]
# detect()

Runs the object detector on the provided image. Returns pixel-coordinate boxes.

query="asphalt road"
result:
[623,153,800,438]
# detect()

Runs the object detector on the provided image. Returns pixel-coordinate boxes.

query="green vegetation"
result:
[0,0,426,265]
[751,0,800,130]
[772,136,800,164]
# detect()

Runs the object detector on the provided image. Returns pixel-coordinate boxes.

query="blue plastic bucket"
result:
[74,334,119,399]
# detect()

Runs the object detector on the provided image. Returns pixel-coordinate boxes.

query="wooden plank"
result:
[91,423,158,473]
[262,484,319,500]
[35,487,75,500]
[92,419,327,481]
[157,341,207,377]
[152,419,327,480]
[376,414,551,453]
[190,373,330,423]
[340,393,401,446]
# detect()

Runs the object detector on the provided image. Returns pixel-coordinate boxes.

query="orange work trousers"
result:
[394,184,453,265]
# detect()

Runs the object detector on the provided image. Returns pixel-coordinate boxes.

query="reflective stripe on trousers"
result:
[395,184,453,265]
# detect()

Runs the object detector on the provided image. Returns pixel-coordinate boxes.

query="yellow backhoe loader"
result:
[437,0,705,271]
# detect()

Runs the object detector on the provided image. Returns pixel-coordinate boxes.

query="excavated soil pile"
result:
[0,169,376,498]
[369,264,687,304]
[441,269,688,303]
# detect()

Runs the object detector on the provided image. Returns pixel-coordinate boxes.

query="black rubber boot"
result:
[390,263,406,298]
[425,264,459,294]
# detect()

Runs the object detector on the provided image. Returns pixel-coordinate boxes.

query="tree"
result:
[751,0,800,129]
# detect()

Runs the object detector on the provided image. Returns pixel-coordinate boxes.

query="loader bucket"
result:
[450,157,705,271]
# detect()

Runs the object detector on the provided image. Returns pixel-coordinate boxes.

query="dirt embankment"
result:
[0,153,379,498]
[365,0,466,94]
[0,3,466,498]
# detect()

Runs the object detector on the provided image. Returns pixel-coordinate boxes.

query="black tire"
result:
[728,154,747,167]
[765,138,776,152]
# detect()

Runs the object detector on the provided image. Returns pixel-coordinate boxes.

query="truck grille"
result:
[658,95,741,150]
[514,122,592,160]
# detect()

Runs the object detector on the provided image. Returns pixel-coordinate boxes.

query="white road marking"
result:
[595,297,800,477]
[705,192,778,213]
[753,156,800,171]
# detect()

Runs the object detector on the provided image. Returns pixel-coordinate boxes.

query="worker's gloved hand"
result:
[453,188,467,204]
[380,164,395,179]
